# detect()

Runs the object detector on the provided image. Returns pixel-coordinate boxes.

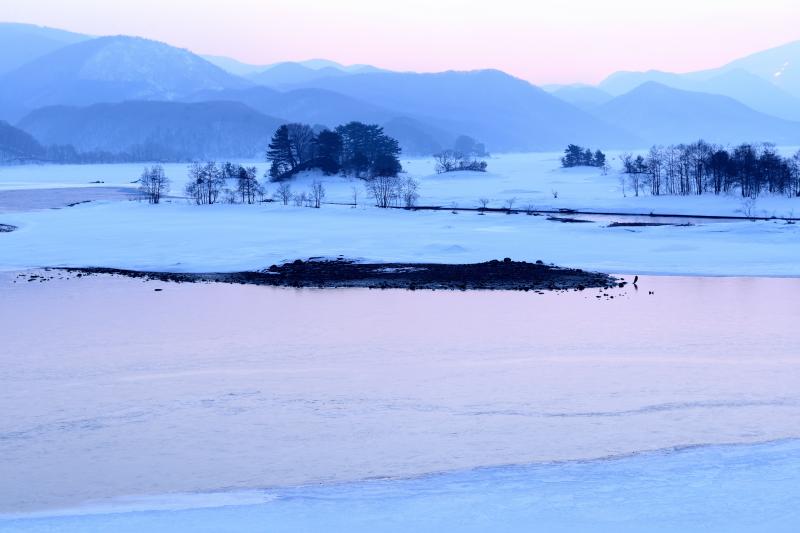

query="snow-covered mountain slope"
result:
[0,36,251,121]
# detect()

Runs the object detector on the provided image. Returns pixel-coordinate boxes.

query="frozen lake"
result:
[2,273,800,530]
[4,440,798,532]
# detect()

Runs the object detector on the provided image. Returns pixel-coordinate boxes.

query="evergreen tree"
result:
[266,125,295,180]
[336,122,402,177]
[583,148,593,166]
[561,144,583,167]
[372,153,402,177]
[313,129,343,175]
[593,150,606,168]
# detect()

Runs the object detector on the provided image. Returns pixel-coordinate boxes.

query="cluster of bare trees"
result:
[151,157,420,210]
[138,165,170,204]
[185,161,265,205]
[271,172,421,210]
[273,180,327,208]
[366,175,420,208]
[434,150,488,174]
[622,141,800,198]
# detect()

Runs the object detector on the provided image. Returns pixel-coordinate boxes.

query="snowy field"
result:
[1,273,799,529]
[2,152,800,277]
[2,151,800,218]
[2,151,800,276]
[1,199,799,276]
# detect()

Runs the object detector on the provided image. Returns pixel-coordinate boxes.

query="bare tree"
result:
[434,150,459,173]
[478,198,490,210]
[400,177,419,208]
[185,161,225,205]
[367,174,401,208]
[741,197,757,220]
[287,123,316,167]
[237,165,263,204]
[310,179,326,208]
[139,165,170,204]
[505,197,517,210]
[434,150,488,173]
[293,192,307,207]
[275,182,292,205]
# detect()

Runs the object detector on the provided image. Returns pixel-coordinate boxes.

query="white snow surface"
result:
[2,151,800,275]
[2,199,799,276]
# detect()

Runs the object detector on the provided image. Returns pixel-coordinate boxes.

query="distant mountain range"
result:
[0,35,249,122]
[0,120,45,162]
[0,22,89,76]
[203,56,384,84]
[181,86,452,154]
[19,101,283,160]
[593,82,800,145]
[594,41,800,122]
[289,69,641,150]
[2,22,800,162]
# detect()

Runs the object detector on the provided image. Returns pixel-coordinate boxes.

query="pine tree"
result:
[313,129,343,175]
[266,125,295,180]
[583,148,593,166]
[593,150,606,168]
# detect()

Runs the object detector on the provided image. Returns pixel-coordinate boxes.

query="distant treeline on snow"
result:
[620,141,800,199]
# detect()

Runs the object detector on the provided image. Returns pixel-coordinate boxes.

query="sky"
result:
[3,0,799,84]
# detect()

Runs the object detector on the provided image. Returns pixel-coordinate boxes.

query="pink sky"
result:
[4,0,799,84]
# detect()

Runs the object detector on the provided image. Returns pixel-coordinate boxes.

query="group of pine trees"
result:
[561,144,606,168]
[266,122,402,181]
[622,141,800,198]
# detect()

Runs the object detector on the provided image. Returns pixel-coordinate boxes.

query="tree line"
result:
[139,160,420,209]
[561,144,607,169]
[622,141,800,198]
[266,121,402,181]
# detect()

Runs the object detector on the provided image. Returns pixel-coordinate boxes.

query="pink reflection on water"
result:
[1,273,800,512]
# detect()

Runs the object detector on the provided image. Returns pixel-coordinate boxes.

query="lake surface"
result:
[2,273,800,530]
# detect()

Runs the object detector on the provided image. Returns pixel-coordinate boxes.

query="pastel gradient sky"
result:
[4,0,799,84]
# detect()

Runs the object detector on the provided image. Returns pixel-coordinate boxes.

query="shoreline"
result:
[59,259,618,291]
